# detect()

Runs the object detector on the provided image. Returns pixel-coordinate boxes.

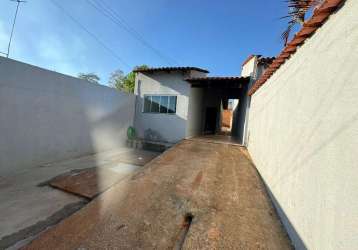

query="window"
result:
[143,95,177,114]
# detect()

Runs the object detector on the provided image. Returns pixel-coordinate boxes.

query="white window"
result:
[143,95,177,114]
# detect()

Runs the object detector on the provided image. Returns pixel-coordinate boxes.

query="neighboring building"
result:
[133,67,251,145]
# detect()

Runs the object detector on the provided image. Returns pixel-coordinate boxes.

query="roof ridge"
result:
[134,66,209,74]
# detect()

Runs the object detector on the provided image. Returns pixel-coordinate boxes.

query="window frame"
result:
[142,94,177,115]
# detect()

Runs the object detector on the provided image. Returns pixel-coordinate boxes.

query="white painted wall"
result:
[186,87,204,138]
[134,70,207,143]
[134,71,189,143]
[247,1,358,249]
[238,56,258,144]
[0,57,135,175]
[241,56,258,78]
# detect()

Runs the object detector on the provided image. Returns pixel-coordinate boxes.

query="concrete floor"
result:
[192,134,242,145]
[0,147,159,249]
[24,138,292,249]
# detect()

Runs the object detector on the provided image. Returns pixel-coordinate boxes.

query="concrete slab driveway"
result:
[24,139,292,249]
[0,147,159,249]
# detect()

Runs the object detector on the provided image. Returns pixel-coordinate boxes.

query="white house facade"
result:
[133,67,208,144]
[133,65,260,145]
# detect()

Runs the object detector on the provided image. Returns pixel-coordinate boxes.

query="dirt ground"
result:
[24,139,292,250]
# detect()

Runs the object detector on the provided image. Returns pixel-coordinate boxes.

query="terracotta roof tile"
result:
[280,52,291,58]
[274,59,285,64]
[288,35,306,46]
[248,0,345,96]
[304,18,323,27]
[309,12,331,24]
[317,3,339,13]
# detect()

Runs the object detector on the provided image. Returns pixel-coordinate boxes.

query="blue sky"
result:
[0,0,291,85]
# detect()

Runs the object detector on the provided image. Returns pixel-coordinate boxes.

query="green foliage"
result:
[108,69,126,90]
[108,65,148,93]
[78,72,101,84]
[281,0,324,45]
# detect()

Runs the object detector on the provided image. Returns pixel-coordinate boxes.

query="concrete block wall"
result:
[247,1,358,249]
[0,57,135,175]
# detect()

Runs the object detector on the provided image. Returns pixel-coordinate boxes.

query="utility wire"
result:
[7,0,26,58]
[50,0,131,69]
[99,0,178,66]
[89,0,178,65]
[85,0,178,66]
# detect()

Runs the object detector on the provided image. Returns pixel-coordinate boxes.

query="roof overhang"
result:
[185,76,250,88]
[134,67,209,74]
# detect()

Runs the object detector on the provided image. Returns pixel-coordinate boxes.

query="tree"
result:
[78,72,101,84]
[281,0,324,45]
[108,69,126,90]
[109,65,148,93]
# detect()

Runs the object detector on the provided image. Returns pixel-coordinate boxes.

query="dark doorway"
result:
[204,107,218,134]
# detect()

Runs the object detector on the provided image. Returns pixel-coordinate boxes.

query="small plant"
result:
[281,0,324,45]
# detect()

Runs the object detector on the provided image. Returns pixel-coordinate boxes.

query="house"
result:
[132,57,272,146]
[132,67,208,145]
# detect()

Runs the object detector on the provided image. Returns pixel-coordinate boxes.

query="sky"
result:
[0,0,292,85]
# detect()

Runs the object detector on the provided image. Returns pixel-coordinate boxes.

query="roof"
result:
[258,56,275,66]
[242,55,257,66]
[185,76,250,88]
[133,66,209,74]
[242,55,275,67]
[186,76,250,82]
[248,0,345,96]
